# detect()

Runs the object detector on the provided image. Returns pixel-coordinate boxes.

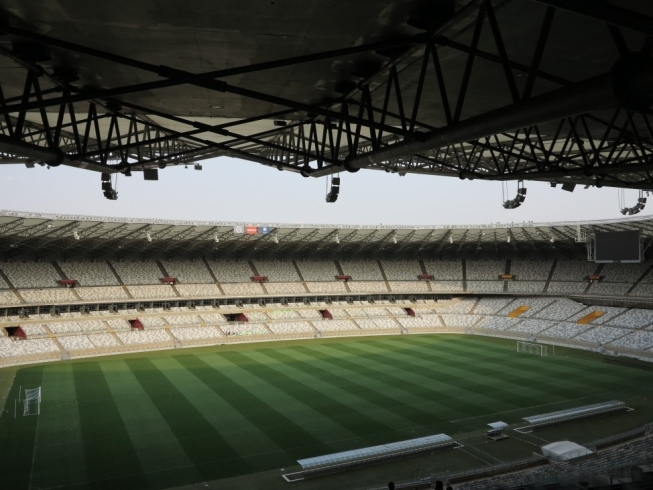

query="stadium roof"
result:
[1,0,653,197]
[1,209,652,260]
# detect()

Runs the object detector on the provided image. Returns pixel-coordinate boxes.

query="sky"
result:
[0,157,649,226]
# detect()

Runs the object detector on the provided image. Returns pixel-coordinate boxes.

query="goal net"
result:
[516,341,548,357]
[22,387,41,416]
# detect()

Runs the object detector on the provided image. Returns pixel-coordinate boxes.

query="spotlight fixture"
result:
[503,181,527,209]
[101,180,118,200]
[326,175,340,203]
[620,190,647,215]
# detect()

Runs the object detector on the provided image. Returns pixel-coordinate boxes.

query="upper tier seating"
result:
[207,261,253,282]
[601,261,651,283]
[295,260,339,281]
[110,260,162,285]
[59,261,118,286]
[313,319,359,331]
[546,281,588,294]
[509,259,553,281]
[422,260,462,280]
[550,259,597,281]
[252,261,300,281]
[1,261,59,288]
[339,260,384,280]
[0,273,9,289]
[466,260,506,280]
[161,260,214,283]
[381,260,422,280]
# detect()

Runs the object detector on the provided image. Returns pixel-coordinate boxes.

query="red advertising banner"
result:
[245,226,258,235]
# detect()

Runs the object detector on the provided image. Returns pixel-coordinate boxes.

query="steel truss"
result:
[0,0,652,190]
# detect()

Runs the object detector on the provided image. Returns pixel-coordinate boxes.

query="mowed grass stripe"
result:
[255,346,440,432]
[325,341,562,417]
[101,360,202,489]
[354,337,592,400]
[72,361,147,490]
[292,343,486,423]
[220,351,395,445]
[151,357,289,472]
[0,365,43,490]
[124,357,250,481]
[174,353,334,461]
[31,364,88,489]
[373,336,630,397]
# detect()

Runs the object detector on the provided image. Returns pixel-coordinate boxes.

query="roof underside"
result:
[1,0,653,192]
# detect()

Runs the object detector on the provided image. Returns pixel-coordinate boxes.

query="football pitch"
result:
[1,334,653,490]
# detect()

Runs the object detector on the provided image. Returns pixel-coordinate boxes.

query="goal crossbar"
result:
[516,341,548,357]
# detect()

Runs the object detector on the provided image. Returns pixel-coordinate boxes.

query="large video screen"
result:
[595,231,641,262]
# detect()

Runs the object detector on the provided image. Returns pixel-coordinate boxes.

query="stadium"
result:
[1,0,653,489]
[1,210,653,489]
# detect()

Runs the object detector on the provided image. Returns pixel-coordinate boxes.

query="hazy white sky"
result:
[0,157,649,226]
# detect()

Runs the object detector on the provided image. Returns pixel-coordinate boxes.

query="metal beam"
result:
[345,58,653,171]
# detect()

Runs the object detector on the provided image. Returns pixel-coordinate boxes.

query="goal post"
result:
[22,386,41,416]
[516,341,548,357]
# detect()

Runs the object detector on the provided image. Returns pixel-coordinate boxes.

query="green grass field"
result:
[1,334,653,490]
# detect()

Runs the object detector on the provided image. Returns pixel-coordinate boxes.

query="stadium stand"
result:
[126,285,178,299]
[339,260,384,280]
[20,288,79,304]
[160,259,214,283]
[1,261,59,288]
[110,260,162,284]
[295,260,339,281]
[58,260,119,286]
[252,260,300,282]
[207,260,253,282]
[76,286,130,301]
[380,260,422,280]
[305,282,348,293]
[175,283,222,297]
